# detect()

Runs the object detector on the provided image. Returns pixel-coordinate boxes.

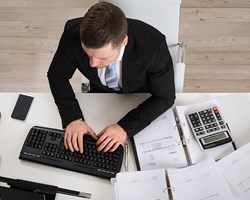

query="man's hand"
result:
[65,119,97,153]
[96,124,128,152]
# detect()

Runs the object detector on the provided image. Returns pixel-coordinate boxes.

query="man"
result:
[47,2,175,154]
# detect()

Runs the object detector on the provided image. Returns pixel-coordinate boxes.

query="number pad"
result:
[199,109,215,125]
[187,106,226,137]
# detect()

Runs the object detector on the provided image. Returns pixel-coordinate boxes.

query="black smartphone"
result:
[11,94,34,121]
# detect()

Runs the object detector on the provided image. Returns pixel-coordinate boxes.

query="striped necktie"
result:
[105,61,120,91]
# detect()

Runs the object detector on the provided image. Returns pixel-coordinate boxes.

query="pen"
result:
[125,142,128,171]
[57,187,91,199]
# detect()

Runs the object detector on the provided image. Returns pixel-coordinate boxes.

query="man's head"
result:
[80,2,128,68]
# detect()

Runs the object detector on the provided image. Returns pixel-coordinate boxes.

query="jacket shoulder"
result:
[64,17,82,32]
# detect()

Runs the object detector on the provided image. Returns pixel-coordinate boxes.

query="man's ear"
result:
[122,35,128,46]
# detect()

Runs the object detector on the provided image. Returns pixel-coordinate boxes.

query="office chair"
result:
[81,0,186,93]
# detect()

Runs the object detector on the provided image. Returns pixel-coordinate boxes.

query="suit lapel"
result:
[121,32,138,93]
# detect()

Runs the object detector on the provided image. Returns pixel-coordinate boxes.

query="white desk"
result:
[0,93,250,200]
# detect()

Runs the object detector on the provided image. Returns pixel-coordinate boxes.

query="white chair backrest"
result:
[99,0,182,64]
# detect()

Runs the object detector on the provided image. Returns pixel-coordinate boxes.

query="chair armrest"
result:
[177,42,187,63]
[175,42,187,93]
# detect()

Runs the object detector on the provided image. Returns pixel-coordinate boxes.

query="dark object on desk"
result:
[19,126,124,179]
[0,176,91,200]
[0,186,44,200]
[11,94,34,120]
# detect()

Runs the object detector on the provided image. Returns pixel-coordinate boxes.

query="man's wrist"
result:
[65,118,84,129]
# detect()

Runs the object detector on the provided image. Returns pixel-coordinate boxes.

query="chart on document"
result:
[133,109,188,170]
[168,159,234,200]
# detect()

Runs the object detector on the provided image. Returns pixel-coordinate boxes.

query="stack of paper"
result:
[113,142,250,200]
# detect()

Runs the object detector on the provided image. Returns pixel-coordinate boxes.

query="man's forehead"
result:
[82,43,119,59]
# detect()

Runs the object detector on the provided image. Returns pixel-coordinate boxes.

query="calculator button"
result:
[216,116,222,121]
[212,107,218,111]
[196,131,205,136]
[194,128,200,132]
[219,121,224,125]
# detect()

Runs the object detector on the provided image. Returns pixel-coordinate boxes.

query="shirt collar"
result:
[117,46,125,61]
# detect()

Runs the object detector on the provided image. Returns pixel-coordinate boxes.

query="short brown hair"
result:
[80,2,127,49]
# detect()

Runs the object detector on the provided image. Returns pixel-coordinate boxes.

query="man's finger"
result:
[64,133,69,149]
[72,133,79,152]
[97,137,111,151]
[103,140,116,152]
[78,134,84,153]
[109,142,120,152]
[96,133,107,146]
[66,134,75,152]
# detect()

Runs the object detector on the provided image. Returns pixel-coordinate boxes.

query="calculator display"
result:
[202,132,228,144]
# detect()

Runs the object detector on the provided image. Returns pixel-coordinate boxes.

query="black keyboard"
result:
[19,126,124,179]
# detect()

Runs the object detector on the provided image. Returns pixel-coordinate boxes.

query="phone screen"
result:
[11,94,34,120]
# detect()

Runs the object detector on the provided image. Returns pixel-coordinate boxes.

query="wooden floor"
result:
[0,0,250,93]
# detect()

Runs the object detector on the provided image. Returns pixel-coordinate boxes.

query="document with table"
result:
[112,168,168,200]
[131,93,250,171]
[113,142,250,200]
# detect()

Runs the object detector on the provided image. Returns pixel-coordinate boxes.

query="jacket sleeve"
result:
[47,21,84,128]
[117,37,176,137]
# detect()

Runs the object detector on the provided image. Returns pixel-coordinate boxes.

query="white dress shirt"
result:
[98,46,125,88]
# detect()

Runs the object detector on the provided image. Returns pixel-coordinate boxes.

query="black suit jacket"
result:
[47,18,176,137]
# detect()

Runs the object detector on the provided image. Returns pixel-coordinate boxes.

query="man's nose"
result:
[89,57,101,67]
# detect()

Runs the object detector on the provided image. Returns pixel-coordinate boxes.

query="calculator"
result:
[186,105,233,150]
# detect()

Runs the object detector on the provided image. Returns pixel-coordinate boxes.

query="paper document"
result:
[218,142,250,200]
[133,109,188,170]
[168,159,235,200]
[115,169,169,200]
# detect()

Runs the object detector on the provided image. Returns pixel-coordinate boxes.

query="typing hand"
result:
[65,119,97,153]
[96,124,128,152]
